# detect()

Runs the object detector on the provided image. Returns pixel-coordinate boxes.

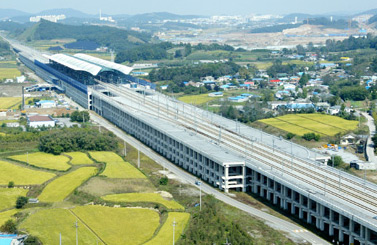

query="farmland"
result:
[259,114,358,136]
[0,188,28,211]
[0,209,18,227]
[64,152,93,165]
[0,97,21,109]
[72,206,160,244]
[178,94,216,105]
[38,167,97,202]
[0,68,21,80]
[0,160,56,185]
[89,151,146,179]
[8,152,71,171]
[145,212,190,245]
[102,193,184,210]
[20,208,102,245]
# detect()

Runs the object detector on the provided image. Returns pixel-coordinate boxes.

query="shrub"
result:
[16,196,28,209]
[302,132,320,141]
[24,235,42,245]
[286,132,296,140]
[0,219,17,233]
[8,181,14,188]
[159,177,168,185]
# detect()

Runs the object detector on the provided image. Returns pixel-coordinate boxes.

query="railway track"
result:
[96,83,377,216]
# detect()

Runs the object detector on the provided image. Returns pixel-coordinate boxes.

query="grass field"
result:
[0,188,28,211]
[0,209,18,227]
[20,208,102,245]
[145,212,190,245]
[0,160,56,185]
[8,152,71,171]
[38,167,97,202]
[178,94,216,105]
[72,206,160,244]
[259,114,358,136]
[102,193,184,210]
[0,97,21,109]
[89,151,146,179]
[0,68,21,80]
[64,152,93,165]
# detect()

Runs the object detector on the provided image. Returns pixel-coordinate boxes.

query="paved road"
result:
[89,111,329,245]
[361,112,377,163]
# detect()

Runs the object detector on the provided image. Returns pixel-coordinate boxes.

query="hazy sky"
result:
[0,0,376,16]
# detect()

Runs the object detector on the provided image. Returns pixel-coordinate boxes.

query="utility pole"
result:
[172,218,177,245]
[124,141,127,157]
[138,148,140,168]
[199,181,202,211]
[75,220,78,245]
[218,126,222,145]
[27,151,29,164]
[59,232,61,245]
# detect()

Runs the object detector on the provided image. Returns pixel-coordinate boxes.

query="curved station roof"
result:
[74,53,133,75]
[46,53,133,77]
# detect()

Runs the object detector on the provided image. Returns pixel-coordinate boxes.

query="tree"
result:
[371,57,377,73]
[302,133,320,141]
[24,235,42,245]
[0,219,17,233]
[159,177,168,185]
[299,73,309,87]
[328,155,343,167]
[70,111,90,123]
[16,196,28,209]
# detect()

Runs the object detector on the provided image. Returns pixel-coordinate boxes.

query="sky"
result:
[0,0,376,16]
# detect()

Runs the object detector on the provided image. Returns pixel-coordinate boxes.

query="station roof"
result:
[46,54,105,76]
[74,53,133,75]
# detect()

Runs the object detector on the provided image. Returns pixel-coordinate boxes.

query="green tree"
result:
[8,181,14,188]
[299,73,309,87]
[16,196,28,209]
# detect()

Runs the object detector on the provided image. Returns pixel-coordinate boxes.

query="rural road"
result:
[88,111,330,245]
[361,112,377,163]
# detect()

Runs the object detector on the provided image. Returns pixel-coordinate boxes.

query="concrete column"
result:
[338,230,344,242]
[307,213,312,224]
[242,165,246,192]
[349,235,354,244]
[329,224,334,236]
[330,210,334,223]
[365,228,370,241]
[224,165,229,193]
[298,195,303,219]
[291,202,295,215]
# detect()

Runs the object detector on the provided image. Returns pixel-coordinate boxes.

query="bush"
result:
[8,181,14,188]
[328,155,343,167]
[302,132,320,141]
[159,177,168,185]
[16,196,28,209]
[70,111,89,123]
[0,219,17,233]
[24,235,42,245]
[286,132,296,140]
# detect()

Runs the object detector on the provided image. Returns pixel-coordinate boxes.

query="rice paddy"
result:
[8,152,71,171]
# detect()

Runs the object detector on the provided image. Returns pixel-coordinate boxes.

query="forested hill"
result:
[19,20,152,51]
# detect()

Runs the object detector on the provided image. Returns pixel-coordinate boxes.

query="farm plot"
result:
[89,151,145,179]
[72,206,160,245]
[0,97,21,109]
[20,209,102,245]
[0,209,18,227]
[0,68,21,80]
[38,167,97,202]
[102,193,184,210]
[0,160,55,185]
[145,212,190,245]
[64,152,93,165]
[259,114,358,136]
[8,152,71,171]
[0,188,28,211]
[178,94,216,105]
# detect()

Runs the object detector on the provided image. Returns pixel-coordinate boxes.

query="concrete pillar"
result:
[338,230,344,242]
[291,202,295,215]
[349,235,355,244]
[298,195,303,219]
[365,228,370,241]
[242,165,246,192]
[330,210,334,223]
[307,213,312,224]
[329,224,334,236]
[224,165,229,193]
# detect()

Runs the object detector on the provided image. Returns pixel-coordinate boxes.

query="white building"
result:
[16,76,26,83]
[27,115,55,128]
[36,100,56,109]
[30,15,66,23]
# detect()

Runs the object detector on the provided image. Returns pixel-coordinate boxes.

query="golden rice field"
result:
[89,151,145,179]
[0,209,19,227]
[8,152,71,171]
[0,68,21,80]
[0,97,21,109]
[178,94,216,105]
[259,114,358,136]
[64,152,93,165]
[0,188,28,211]
[20,208,103,245]
[0,160,56,185]
[72,206,160,244]
[38,167,97,202]
[102,193,184,210]
[145,212,190,245]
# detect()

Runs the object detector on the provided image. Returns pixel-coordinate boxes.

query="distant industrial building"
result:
[30,15,66,23]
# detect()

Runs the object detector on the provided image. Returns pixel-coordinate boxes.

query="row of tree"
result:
[39,127,118,155]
